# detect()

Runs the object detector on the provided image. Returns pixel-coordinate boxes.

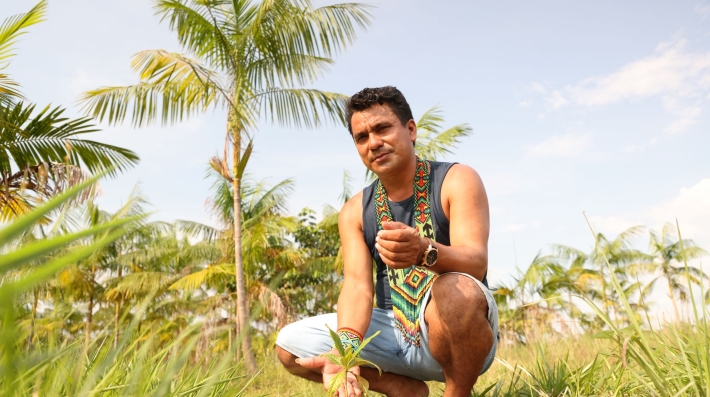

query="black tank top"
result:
[361,161,489,310]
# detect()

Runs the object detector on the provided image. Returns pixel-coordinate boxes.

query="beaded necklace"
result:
[374,156,437,347]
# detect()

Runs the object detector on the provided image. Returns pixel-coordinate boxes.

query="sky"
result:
[5,0,710,305]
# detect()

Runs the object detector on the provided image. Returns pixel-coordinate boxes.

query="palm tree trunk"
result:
[27,289,38,351]
[668,277,680,324]
[231,119,257,374]
[113,267,122,349]
[85,293,93,348]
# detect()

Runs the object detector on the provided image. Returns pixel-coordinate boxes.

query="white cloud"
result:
[695,4,710,20]
[587,178,710,249]
[662,96,702,134]
[534,36,710,133]
[519,100,532,108]
[529,82,547,94]
[649,178,710,247]
[565,38,710,107]
[623,136,659,154]
[546,90,568,109]
[526,133,592,158]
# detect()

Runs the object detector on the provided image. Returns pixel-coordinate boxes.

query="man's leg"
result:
[276,347,429,397]
[424,274,495,397]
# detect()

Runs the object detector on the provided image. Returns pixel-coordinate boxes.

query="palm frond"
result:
[0,0,48,104]
[169,263,234,291]
[155,0,240,71]
[415,106,472,161]
[0,73,23,106]
[0,102,139,175]
[0,0,46,64]
[104,271,177,300]
[175,219,220,242]
[266,2,372,59]
[0,163,98,222]
[80,50,225,127]
[254,88,347,128]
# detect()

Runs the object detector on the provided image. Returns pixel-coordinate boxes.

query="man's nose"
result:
[368,134,383,150]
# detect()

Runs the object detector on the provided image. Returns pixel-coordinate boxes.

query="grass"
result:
[2,182,709,396]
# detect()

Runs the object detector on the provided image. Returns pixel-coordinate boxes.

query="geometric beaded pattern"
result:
[337,327,363,351]
[374,157,438,347]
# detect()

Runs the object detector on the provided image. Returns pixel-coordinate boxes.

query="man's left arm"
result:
[427,164,489,280]
[375,164,489,281]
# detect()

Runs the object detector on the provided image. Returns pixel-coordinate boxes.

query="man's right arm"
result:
[298,192,374,397]
[337,191,375,336]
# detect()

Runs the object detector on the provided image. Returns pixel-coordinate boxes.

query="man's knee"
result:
[275,324,300,368]
[275,345,297,368]
[431,274,488,324]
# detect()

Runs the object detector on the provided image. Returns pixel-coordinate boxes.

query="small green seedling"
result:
[324,325,381,396]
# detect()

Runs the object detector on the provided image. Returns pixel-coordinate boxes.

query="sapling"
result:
[324,325,381,396]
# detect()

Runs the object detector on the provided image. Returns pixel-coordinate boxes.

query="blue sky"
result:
[6,0,710,298]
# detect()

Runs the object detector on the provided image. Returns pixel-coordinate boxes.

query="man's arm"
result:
[337,191,375,335]
[431,164,489,280]
[298,192,374,397]
[375,164,489,281]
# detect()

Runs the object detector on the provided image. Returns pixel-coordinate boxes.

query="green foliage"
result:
[415,105,473,161]
[324,325,381,397]
[0,1,138,222]
[0,0,46,106]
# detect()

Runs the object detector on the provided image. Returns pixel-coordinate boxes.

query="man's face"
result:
[350,104,416,175]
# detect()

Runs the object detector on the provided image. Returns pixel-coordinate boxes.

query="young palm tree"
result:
[415,105,473,160]
[646,224,708,323]
[0,1,139,221]
[79,0,371,370]
[56,191,149,347]
[171,171,303,344]
[589,226,651,322]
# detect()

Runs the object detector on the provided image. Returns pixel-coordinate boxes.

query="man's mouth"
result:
[372,152,390,162]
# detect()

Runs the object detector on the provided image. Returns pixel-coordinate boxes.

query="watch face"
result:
[426,249,438,266]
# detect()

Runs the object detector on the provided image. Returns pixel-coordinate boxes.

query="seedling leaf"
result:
[326,324,346,357]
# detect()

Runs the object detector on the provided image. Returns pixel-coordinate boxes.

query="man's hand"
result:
[297,349,363,397]
[375,221,426,269]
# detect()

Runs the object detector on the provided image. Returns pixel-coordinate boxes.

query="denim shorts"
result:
[275,273,498,382]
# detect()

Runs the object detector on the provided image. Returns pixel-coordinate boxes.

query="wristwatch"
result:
[419,238,438,268]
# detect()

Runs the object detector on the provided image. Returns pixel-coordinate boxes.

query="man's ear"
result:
[407,119,417,144]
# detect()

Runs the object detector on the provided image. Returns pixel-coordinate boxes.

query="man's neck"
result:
[378,156,416,202]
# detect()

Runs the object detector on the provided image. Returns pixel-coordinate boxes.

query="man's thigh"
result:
[410,272,499,381]
[275,309,416,377]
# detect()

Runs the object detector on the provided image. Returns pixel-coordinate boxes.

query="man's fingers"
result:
[382,221,408,230]
[348,377,362,397]
[296,355,326,369]
[375,238,406,252]
[377,229,412,242]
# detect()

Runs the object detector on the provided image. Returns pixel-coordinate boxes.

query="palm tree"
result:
[0,1,139,221]
[171,170,303,348]
[646,224,708,323]
[79,0,371,371]
[415,105,473,160]
[56,191,148,347]
[588,226,650,322]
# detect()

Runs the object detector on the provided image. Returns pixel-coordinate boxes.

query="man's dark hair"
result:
[345,86,413,134]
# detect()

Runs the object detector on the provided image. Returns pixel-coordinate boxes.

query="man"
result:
[276,86,498,397]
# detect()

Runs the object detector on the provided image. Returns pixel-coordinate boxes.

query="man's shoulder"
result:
[436,161,480,182]
[339,190,365,225]
[441,163,485,196]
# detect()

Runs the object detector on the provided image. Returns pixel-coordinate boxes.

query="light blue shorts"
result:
[275,273,498,382]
